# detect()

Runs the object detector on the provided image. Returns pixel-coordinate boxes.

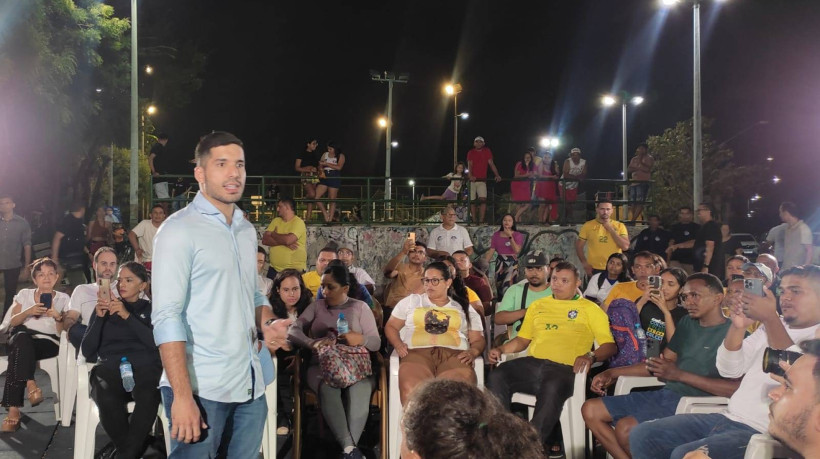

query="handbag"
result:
[316,331,372,388]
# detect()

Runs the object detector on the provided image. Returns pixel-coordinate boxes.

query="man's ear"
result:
[194,166,204,185]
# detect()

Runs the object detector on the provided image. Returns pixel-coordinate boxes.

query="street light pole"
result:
[693,0,703,210]
[621,101,628,219]
[453,92,458,171]
[129,0,138,226]
[370,71,409,211]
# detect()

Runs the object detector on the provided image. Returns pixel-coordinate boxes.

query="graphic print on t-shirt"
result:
[646,317,667,341]
[411,307,463,348]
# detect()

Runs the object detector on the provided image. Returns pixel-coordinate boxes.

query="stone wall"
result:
[256,224,643,286]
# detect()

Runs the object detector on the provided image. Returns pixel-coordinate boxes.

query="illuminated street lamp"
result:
[772,175,781,184]
[391,141,399,148]
[766,156,774,162]
[377,117,388,128]
[145,65,153,75]
[141,105,158,155]
[601,92,645,217]
[444,83,463,170]
[539,137,560,149]
[459,113,469,120]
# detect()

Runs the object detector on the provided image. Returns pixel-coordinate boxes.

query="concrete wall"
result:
[257,224,644,287]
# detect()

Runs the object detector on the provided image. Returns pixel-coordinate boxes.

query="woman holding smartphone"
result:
[1,258,69,432]
[81,262,160,458]
[634,267,689,346]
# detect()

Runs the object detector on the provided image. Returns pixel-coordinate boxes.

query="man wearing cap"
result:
[576,199,630,277]
[494,251,553,342]
[337,245,376,294]
[742,262,774,289]
[466,136,502,224]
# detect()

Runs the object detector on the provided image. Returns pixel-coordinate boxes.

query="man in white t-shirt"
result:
[337,245,376,294]
[629,265,820,459]
[62,247,118,351]
[427,205,473,259]
[128,204,165,269]
[779,202,813,270]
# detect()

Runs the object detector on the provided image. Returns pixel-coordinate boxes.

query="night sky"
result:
[129,0,819,230]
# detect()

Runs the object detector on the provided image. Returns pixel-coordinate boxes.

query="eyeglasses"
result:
[421,278,445,286]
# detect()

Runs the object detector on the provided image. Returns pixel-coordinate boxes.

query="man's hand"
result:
[488,347,503,365]
[152,171,160,177]
[262,318,293,353]
[582,261,593,277]
[401,238,415,255]
[602,221,614,232]
[494,175,502,183]
[18,267,30,282]
[171,394,208,443]
[728,297,755,330]
[741,287,778,323]
[107,300,130,320]
[591,370,616,396]
[573,354,594,374]
[646,356,681,382]
[95,299,110,317]
[135,248,144,261]
[469,175,476,182]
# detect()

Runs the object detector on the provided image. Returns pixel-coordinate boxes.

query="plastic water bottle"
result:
[337,313,349,335]
[119,357,136,392]
[634,323,647,359]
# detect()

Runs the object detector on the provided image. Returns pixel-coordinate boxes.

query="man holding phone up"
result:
[629,265,820,459]
[152,132,290,457]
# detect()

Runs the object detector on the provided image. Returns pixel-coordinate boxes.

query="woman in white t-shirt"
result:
[385,261,484,405]
[584,253,631,305]
[1,258,69,432]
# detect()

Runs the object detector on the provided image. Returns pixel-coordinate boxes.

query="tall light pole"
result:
[602,93,644,218]
[370,70,409,206]
[693,0,702,210]
[444,83,463,170]
[129,0,138,226]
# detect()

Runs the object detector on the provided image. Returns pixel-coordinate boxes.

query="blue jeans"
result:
[160,386,267,459]
[629,412,759,459]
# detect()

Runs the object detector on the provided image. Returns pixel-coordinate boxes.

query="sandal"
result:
[28,387,43,407]
[1,417,20,433]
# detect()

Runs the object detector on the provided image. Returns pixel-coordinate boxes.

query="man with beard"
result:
[576,199,630,277]
[62,247,119,349]
[494,251,552,341]
[628,265,820,459]
[152,131,288,457]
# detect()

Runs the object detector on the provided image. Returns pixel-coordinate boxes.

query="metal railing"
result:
[150,175,653,226]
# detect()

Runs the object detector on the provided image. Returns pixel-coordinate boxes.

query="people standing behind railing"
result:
[627,143,654,222]
[420,161,465,202]
[87,206,113,262]
[1,258,69,433]
[294,138,321,220]
[511,149,536,221]
[80,262,160,459]
[560,147,587,220]
[535,150,561,224]
[128,204,166,271]
[315,142,345,223]
[482,214,524,297]
[148,133,170,199]
[466,136,502,224]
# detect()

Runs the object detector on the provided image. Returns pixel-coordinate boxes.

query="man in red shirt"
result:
[466,136,502,224]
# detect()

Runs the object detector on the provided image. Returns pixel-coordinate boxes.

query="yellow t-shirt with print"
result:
[518,295,614,366]
[302,271,321,297]
[578,219,628,270]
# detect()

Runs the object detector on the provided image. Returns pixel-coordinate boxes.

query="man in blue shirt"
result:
[152,131,289,458]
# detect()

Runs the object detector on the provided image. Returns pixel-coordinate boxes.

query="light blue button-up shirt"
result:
[152,192,271,403]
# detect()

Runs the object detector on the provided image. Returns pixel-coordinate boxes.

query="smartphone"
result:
[40,293,52,310]
[408,232,416,243]
[744,278,765,297]
[98,278,111,302]
[648,275,662,290]
[646,338,661,359]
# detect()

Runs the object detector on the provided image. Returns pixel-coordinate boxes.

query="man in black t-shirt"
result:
[51,201,88,290]
[148,133,170,199]
[669,203,723,279]
[666,206,700,273]
[635,214,671,259]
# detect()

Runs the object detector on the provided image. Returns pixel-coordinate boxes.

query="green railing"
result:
[150,175,653,226]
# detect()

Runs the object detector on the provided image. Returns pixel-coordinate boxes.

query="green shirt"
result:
[497,282,552,340]
[665,316,733,397]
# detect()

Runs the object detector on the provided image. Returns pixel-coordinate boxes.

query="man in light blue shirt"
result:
[152,131,290,458]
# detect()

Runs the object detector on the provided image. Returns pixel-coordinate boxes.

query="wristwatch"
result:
[585,351,596,363]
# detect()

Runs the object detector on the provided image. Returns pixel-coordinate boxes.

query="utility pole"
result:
[129,0,139,226]
[692,0,703,210]
[370,70,409,214]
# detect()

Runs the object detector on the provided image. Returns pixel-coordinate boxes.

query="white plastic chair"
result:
[59,330,78,426]
[388,350,485,459]
[0,351,61,421]
[744,433,799,459]
[156,357,278,458]
[612,376,664,396]
[674,396,730,414]
[500,352,591,459]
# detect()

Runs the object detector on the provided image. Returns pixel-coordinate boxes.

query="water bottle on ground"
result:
[337,313,349,335]
[634,323,647,360]
[120,357,136,392]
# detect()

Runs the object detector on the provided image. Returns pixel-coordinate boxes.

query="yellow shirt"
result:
[302,270,321,297]
[518,295,614,366]
[466,287,480,304]
[266,216,307,272]
[578,219,628,270]
[602,281,643,308]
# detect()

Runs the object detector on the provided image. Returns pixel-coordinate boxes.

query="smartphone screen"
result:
[744,278,764,297]
[98,278,111,302]
[40,293,52,309]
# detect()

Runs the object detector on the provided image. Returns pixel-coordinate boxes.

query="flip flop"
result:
[28,387,43,407]
[1,417,20,433]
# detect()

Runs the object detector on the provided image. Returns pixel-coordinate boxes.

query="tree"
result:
[647,119,768,225]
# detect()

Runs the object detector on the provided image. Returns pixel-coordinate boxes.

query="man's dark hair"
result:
[414,241,427,250]
[699,202,716,215]
[318,246,337,256]
[648,214,661,221]
[452,250,469,258]
[780,201,799,219]
[549,257,565,265]
[70,199,86,212]
[526,147,536,153]
[596,199,613,207]
[552,261,579,280]
[638,142,649,150]
[257,246,267,261]
[278,197,296,212]
[157,132,169,141]
[679,206,693,212]
[726,254,750,266]
[195,131,243,165]
[633,251,657,265]
[686,272,724,295]
[93,246,117,263]
[151,204,164,212]
[797,339,820,402]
